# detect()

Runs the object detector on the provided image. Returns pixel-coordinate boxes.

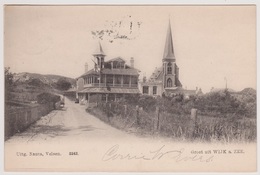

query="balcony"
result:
[84,83,138,88]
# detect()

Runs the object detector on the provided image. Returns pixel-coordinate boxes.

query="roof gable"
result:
[149,67,163,82]
[106,57,126,63]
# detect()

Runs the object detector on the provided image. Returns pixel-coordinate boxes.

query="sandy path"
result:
[5,98,137,144]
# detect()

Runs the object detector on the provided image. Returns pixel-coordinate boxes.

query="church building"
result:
[139,21,201,97]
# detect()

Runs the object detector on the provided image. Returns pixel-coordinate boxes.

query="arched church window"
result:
[167,78,172,87]
[167,62,172,74]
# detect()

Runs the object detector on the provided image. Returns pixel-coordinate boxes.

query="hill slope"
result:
[13,72,76,86]
[9,72,76,102]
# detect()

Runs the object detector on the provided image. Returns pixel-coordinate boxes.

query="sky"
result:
[4,5,256,92]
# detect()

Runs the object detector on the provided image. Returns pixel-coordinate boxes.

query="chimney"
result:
[143,73,146,82]
[143,76,147,83]
[85,63,88,73]
[130,57,134,68]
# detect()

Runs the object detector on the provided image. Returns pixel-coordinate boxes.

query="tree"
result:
[5,67,13,87]
[55,78,72,91]
[5,67,14,99]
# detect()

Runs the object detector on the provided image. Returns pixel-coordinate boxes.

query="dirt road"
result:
[5,98,137,144]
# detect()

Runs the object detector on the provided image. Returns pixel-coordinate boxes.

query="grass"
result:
[87,102,257,143]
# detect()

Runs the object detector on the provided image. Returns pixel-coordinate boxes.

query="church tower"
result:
[93,42,106,70]
[162,20,181,88]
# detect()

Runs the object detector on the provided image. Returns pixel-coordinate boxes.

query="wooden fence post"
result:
[25,110,28,126]
[14,113,18,133]
[155,106,160,131]
[124,105,127,118]
[106,102,112,122]
[136,105,140,126]
[191,108,198,137]
[191,108,197,120]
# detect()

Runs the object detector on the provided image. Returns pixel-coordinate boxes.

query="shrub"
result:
[123,90,255,118]
[37,92,60,104]
[194,90,252,118]
[137,95,157,111]
[28,78,45,87]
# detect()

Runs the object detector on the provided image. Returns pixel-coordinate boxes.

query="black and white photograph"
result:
[3,4,257,172]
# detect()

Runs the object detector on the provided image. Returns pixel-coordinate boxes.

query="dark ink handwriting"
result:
[102,144,214,163]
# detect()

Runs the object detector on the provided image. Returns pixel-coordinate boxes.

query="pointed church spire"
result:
[93,42,106,56]
[163,20,175,60]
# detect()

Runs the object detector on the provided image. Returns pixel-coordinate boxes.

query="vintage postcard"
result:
[3,5,257,172]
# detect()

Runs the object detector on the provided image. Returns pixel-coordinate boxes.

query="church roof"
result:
[163,20,175,60]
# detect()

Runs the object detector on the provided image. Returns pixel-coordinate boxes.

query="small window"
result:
[153,86,157,95]
[167,67,172,74]
[167,62,172,74]
[143,86,149,94]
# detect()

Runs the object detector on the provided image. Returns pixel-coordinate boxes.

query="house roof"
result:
[149,67,163,81]
[101,68,139,75]
[78,67,139,78]
[140,81,162,86]
[78,69,99,78]
[106,57,126,63]
[78,42,140,79]
[148,65,180,83]
[175,78,182,87]
[78,87,140,94]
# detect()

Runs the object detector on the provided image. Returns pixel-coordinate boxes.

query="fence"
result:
[5,102,54,140]
[95,101,190,133]
[90,101,256,142]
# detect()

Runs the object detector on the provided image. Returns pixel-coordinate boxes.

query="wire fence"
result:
[90,101,256,143]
